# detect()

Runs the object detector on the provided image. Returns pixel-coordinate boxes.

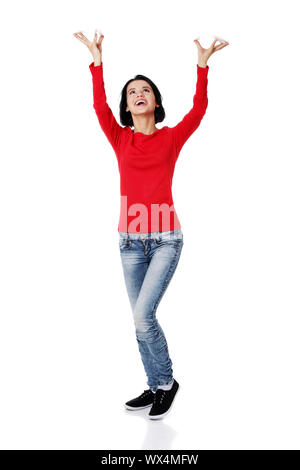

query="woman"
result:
[73,30,229,419]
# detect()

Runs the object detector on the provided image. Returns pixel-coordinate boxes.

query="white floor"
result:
[1,343,300,450]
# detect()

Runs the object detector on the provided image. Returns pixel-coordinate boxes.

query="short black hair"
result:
[119,73,166,127]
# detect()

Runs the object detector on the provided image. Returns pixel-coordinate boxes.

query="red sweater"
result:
[89,61,209,233]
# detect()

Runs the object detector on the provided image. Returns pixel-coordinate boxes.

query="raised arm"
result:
[73,31,124,153]
[89,60,124,152]
[171,36,229,157]
[171,64,209,156]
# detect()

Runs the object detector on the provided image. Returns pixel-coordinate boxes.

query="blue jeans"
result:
[119,228,184,393]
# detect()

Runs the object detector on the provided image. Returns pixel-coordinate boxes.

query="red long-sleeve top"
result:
[89,61,209,233]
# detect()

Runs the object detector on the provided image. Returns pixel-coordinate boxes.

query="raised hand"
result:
[194,37,229,66]
[73,30,104,63]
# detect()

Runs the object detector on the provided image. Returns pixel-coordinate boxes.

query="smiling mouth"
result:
[135,100,147,106]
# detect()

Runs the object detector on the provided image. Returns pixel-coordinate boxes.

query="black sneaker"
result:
[148,379,179,419]
[124,389,155,410]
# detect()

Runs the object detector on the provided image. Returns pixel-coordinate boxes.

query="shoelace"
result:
[154,390,166,404]
[140,389,153,398]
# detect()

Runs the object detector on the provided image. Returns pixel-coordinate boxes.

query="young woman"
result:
[73,31,229,419]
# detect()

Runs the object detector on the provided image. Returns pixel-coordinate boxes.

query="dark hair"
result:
[119,73,166,127]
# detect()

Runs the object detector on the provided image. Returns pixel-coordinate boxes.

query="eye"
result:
[129,88,151,95]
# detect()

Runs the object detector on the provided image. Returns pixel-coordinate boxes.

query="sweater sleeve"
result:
[171,64,209,157]
[89,61,124,153]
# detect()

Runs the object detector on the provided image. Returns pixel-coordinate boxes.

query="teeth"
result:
[136,100,146,105]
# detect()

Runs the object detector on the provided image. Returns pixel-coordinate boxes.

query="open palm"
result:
[194,38,229,63]
[73,31,104,60]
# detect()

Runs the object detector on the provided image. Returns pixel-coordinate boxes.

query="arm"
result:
[89,61,124,152]
[73,32,124,153]
[171,64,209,156]
[171,36,229,157]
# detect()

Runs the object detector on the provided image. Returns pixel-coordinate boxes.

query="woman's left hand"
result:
[194,38,229,66]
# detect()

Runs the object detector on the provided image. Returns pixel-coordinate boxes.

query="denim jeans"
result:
[119,228,184,393]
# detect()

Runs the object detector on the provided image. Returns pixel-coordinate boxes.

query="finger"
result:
[213,41,229,51]
[73,32,86,41]
[77,31,89,42]
[73,32,89,46]
[73,32,85,42]
[97,34,104,45]
[73,32,84,39]
[210,39,218,49]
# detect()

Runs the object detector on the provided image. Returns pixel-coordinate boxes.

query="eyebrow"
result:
[127,86,151,93]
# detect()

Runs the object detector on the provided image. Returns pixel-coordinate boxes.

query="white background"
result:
[0,0,299,450]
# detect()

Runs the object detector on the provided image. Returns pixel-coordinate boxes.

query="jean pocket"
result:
[119,238,132,250]
[155,238,183,248]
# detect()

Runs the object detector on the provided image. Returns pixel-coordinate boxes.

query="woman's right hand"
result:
[73,30,104,63]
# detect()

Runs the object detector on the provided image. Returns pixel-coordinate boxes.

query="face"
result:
[126,80,159,116]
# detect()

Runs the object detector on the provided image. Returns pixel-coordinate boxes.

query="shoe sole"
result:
[124,403,153,410]
[148,384,180,420]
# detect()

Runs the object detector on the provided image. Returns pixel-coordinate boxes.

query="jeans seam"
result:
[149,242,182,380]
[152,242,181,316]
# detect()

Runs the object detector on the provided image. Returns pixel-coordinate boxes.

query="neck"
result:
[132,116,157,135]
[134,126,158,135]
